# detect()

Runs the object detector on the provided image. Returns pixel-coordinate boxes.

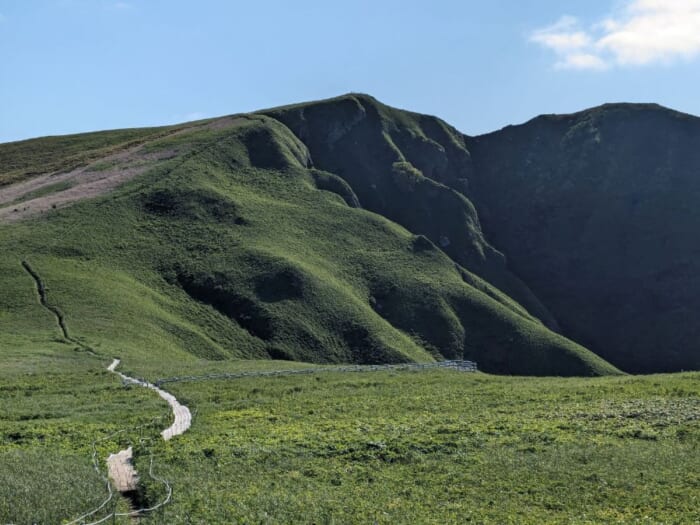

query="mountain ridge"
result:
[465,100,700,373]
[3,93,699,374]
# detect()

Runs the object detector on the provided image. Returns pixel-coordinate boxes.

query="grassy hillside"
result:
[1,354,697,523]
[0,125,182,187]
[0,110,615,377]
[467,103,700,373]
[264,94,560,331]
[0,101,621,522]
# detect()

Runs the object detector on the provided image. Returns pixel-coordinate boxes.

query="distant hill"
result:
[13,94,699,376]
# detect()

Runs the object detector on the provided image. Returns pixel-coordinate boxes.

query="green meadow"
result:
[1,352,697,523]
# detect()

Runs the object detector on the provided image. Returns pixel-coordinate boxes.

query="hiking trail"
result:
[21,260,191,523]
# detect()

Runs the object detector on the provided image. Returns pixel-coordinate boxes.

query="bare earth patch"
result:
[0,146,156,222]
[0,116,247,223]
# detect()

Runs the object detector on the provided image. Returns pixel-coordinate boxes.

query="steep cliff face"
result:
[264,94,559,330]
[466,104,700,373]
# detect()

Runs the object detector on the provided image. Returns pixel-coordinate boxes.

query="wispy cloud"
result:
[110,2,133,10]
[183,112,207,121]
[531,16,609,70]
[531,16,591,53]
[531,0,700,70]
[560,53,610,71]
[168,112,208,124]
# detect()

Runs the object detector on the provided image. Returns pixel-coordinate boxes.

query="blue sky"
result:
[2,0,700,143]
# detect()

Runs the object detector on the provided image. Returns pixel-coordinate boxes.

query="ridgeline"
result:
[3,94,699,375]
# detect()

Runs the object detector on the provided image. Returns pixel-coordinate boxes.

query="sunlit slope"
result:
[0,125,182,187]
[0,112,618,376]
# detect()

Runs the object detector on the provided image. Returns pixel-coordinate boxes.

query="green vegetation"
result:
[4,94,699,523]
[0,124,187,187]
[2,351,696,523]
[0,355,166,524]
[0,109,613,376]
[138,369,699,524]
[264,94,561,331]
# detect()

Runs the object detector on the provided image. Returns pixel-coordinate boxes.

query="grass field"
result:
[0,354,166,524]
[137,370,699,524]
[1,352,697,523]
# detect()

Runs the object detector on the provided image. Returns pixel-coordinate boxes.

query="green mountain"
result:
[7,94,700,525]
[15,94,699,377]
[466,103,700,373]
[263,96,560,331]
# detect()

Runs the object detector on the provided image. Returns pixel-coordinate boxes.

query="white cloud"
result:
[111,2,133,9]
[557,53,610,71]
[531,16,592,53]
[531,0,700,70]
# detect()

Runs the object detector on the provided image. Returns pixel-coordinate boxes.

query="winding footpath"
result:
[66,361,192,524]
[105,359,192,492]
[107,359,191,441]
[21,260,193,522]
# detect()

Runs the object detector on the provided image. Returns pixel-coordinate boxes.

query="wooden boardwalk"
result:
[105,359,191,501]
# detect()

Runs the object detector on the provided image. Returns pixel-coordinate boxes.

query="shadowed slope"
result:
[264,94,560,331]
[467,103,700,373]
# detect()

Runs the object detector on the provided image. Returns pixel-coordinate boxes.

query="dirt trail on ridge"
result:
[0,115,248,223]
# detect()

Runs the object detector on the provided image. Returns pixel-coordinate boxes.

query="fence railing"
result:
[154,360,477,387]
